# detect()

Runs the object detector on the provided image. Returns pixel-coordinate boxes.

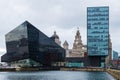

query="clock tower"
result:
[70,28,84,57]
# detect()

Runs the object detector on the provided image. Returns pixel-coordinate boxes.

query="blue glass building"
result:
[112,50,119,60]
[87,7,109,67]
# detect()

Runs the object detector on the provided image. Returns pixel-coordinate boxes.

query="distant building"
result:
[111,56,120,69]
[112,50,119,60]
[87,6,109,67]
[70,29,85,57]
[65,57,84,67]
[62,29,87,67]
[63,40,69,57]
[62,29,86,58]
[105,34,112,68]
[118,57,120,69]
[111,60,119,69]
[1,21,65,68]
[50,31,61,46]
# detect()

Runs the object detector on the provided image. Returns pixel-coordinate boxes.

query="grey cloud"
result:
[0,0,120,54]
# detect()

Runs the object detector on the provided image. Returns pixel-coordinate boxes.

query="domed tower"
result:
[50,31,61,46]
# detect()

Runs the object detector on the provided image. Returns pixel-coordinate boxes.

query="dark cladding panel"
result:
[27,22,39,54]
[1,22,29,62]
[26,23,65,66]
[6,23,28,42]
[1,21,65,67]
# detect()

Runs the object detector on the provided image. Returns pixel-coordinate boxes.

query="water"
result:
[0,71,115,80]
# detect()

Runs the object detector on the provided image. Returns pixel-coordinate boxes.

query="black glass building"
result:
[87,7,109,67]
[1,21,65,67]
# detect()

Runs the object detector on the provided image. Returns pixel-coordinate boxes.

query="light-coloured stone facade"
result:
[51,29,87,58]
[63,29,87,58]
[63,40,69,57]
[105,34,112,68]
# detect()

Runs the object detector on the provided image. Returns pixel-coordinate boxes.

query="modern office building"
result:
[87,6,109,67]
[112,50,119,60]
[1,21,65,68]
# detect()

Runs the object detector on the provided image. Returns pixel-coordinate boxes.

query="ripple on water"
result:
[0,71,115,80]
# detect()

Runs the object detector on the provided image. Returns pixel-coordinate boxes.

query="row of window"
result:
[88,51,108,56]
[87,14,108,17]
[87,18,108,21]
[88,22,108,25]
[88,35,108,38]
[88,31,108,34]
[88,42,108,45]
[87,9,108,12]
[88,27,108,29]
[88,39,108,42]
[88,25,108,28]
[88,48,108,51]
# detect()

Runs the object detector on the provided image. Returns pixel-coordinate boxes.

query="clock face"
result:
[75,42,78,44]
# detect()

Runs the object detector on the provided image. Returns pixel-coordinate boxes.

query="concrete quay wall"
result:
[60,68,105,72]
[106,69,120,80]
[0,67,105,72]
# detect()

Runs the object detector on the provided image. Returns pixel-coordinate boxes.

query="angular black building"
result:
[1,21,65,67]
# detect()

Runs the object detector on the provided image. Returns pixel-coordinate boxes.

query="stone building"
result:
[63,29,87,58]
[63,40,69,57]
[50,29,87,67]
[105,34,112,68]
[50,29,86,58]
[50,31,61,46]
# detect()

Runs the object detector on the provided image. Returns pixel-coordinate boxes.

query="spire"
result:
[54,31,56,35]
[76,27,80,36]
[63,40,69,46]
[63,40,69,50]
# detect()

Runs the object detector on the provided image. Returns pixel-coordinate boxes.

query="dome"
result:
[51,31,59,39]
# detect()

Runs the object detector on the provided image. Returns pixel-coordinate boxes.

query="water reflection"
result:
[0,71,115,80]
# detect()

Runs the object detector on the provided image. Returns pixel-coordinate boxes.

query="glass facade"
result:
[112,50,118,60]
[1,21,65,67]
[65,57,84,67]
[66,62,84,67]
[87,7,109,56]
[10,59,43,68]
[2,23,29,62]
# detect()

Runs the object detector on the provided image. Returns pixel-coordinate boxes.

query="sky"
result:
[0,0,120,57]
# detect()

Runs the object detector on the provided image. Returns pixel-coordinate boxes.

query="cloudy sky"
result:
[0,0,120,57]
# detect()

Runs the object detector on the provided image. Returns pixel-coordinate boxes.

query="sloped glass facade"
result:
[2,23,29,62]
[87,7,109,56]
[1,21,65,67]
